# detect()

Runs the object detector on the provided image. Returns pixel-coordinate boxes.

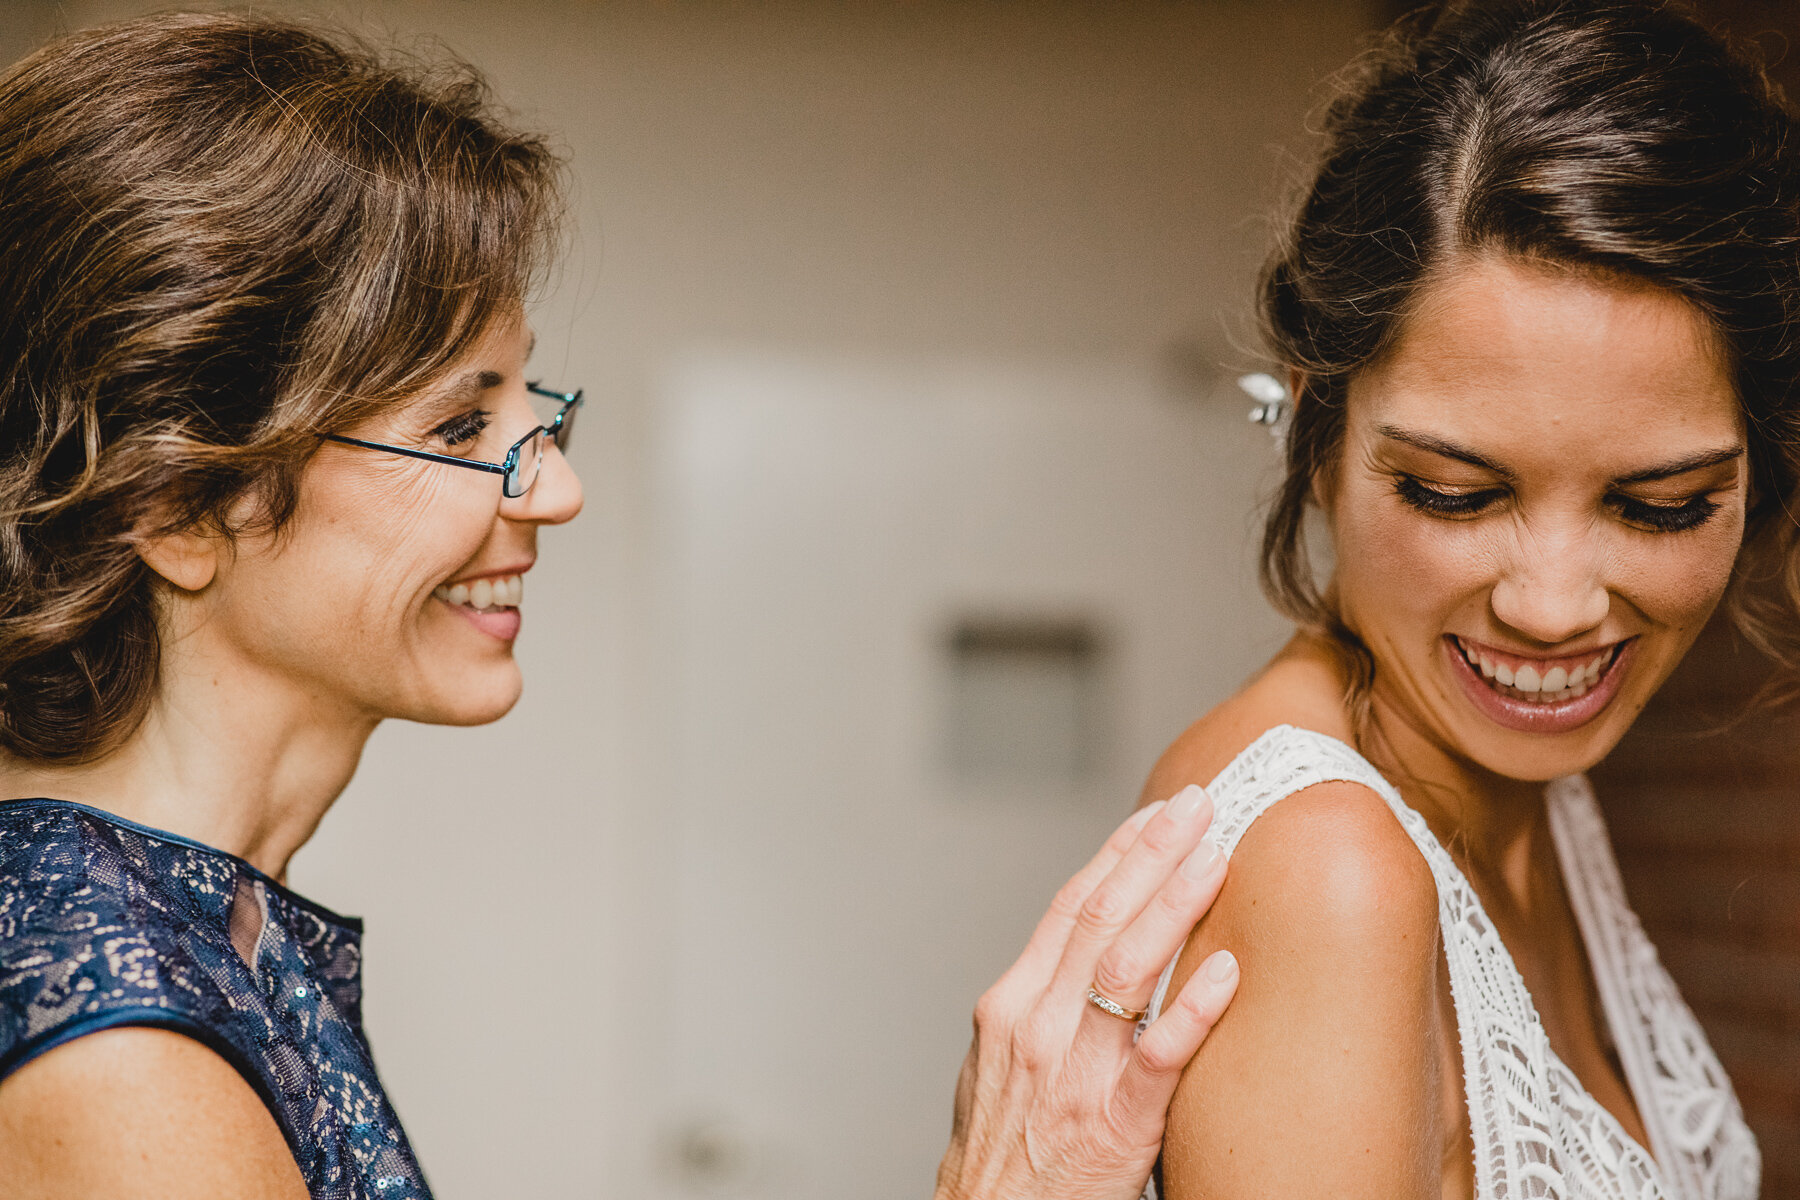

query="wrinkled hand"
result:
[934,787,1237,1200]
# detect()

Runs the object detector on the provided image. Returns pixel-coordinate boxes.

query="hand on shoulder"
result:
[937,794,1240,1200]
[0,1027,309,1200]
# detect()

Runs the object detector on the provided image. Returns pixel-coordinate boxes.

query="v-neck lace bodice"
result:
[1140,725,1758,1200]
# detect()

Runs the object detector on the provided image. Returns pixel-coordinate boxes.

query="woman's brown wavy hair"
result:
[0,12,562,763]
[1260,0,1800,716]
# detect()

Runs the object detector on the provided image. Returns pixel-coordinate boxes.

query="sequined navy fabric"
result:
[0,799,431,1199]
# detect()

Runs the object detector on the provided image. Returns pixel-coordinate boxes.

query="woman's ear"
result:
[134,528,221,592]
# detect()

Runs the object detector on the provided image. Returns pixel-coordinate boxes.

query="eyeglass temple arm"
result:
[319,433,509,476]
[527,382,582,404]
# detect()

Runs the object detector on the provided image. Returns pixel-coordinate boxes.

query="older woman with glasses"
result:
[0,13,1238,1200]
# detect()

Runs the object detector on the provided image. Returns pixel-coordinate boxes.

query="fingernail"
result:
[1204,950,1238,983]
[1169,784,1209,823]
[1131,799,1167,829]
[1180,838,1223,880]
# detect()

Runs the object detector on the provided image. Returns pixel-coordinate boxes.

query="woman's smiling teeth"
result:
[433,573,523,612]
[1453,635,1619,703]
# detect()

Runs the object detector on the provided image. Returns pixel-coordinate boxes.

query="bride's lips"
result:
[1443,633,1635,735]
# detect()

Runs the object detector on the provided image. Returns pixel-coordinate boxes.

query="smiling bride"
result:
[1139,2,1796,1198]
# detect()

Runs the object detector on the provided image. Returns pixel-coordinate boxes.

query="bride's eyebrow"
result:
[1611,445,1743,485]
[1374,422,1744,486]
[1374,423,1506,475]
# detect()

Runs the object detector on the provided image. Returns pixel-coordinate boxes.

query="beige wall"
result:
[1,5,55,67]
[7,3,1380,1195]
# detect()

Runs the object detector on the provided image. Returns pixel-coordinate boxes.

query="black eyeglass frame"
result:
[320,382,582,498]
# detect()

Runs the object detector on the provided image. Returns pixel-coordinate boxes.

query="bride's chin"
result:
[1445,706,1635,784]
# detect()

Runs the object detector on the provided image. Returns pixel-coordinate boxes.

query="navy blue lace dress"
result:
[0,798,431,1199]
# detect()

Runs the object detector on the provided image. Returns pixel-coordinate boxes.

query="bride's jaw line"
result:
[1443,633,1636,736]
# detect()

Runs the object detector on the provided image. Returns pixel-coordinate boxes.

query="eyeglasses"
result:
[321,383,583,499]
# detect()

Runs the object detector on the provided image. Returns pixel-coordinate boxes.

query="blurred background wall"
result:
[7,2,1797,1198]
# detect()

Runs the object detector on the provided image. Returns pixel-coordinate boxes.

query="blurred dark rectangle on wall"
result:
[943,615,1108,784]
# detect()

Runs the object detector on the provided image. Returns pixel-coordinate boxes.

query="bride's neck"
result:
[1359,690,1552,907]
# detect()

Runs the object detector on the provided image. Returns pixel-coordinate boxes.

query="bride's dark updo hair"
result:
[0,13,560,763]
[1260,0,1800,693]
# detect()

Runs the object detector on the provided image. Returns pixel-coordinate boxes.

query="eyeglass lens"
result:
[505,431,546,498]
[502,392,578,498]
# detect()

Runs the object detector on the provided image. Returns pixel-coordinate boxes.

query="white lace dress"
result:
[1140,725,1759,1200]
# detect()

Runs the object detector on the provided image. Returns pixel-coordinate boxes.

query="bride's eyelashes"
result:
[1392,474,1503,517]
[1392,474,1723,533]
[1607,492,1720,533]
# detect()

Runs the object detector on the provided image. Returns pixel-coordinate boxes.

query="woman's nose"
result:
[506,442,583,525]
[1489,543,1610,646]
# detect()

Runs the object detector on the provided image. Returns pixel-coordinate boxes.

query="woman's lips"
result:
[448,604,521,641]
[433,571,524,642]
[1444,634,1635,735]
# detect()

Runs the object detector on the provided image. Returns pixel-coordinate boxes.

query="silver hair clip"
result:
[1239,373,1291,441]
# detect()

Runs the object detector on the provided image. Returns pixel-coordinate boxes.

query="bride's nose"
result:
[1488,532,1610,647]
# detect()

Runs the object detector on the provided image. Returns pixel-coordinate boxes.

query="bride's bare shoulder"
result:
[1139,634,1356,808]
[1140,633,1436,1003]
[1149,639,1449,1196]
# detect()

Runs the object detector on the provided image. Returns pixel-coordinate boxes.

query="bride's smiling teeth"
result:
[1451,635,1620,704]
[433,573,523,612]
